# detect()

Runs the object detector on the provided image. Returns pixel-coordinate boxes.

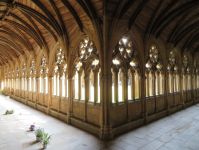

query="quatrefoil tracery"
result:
[79,37,93,60]
[118,36,133,59]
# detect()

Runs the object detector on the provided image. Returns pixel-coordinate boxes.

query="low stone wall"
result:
[6,93,199,140]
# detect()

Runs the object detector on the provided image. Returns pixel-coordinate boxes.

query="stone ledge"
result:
[170,105,183,114]
[71,117,100,137]
[49,109,68,123]
[112,118,145,137]
[36,104,48,114]
[147,110,168,123]
[184,100,194,108]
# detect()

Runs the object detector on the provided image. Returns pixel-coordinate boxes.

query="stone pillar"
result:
[58,74,62,112]
[84,75,89,122]
[141,74,147,123]
[192,74,195,103]
[113,71,118,104]
[153,71,157,113]
[66,75,68,98]
[181,74,184,108]
[26,77,28,104]
[43,76,46,105]
[67,76,73,124]
[165,72,169,110]
[173,73,175,106]
[99,75,113,140]
[47,77,53,114]
[79,71,82,100]
[20,78,22,98]
[132,71,135,100]
[185,75,188,102]
[195,75,197,99]
[94,71,98,104]
[35,77,39,108]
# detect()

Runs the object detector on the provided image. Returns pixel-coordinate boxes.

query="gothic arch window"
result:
[187,66,191,90]
[53,48,66,97]
[16,66,19,90]
[12,69,14,89]
[22,63,26,91]
[193,59,199,89]
[167,51,180,93]
[112,35,139,103]
[182,55,189,91]
[30,59,36,92]
[73,36,100,103]
[174,64,179,92]
[146,45,163,97]
[128,58,140,100]
[112,56,123,103]
[196,68,199,89]
[40,54,48,94]
[81,70,85,100]
[61,65,67,97]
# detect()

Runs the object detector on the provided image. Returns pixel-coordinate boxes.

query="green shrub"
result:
[5,110,9,115]
[42,133,52,145]
[9,110,14,114]
[35,128,44,137]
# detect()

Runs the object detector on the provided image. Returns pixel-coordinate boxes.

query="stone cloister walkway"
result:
[0,95,199,150]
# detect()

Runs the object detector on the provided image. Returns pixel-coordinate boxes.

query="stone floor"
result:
[0,95,199,150]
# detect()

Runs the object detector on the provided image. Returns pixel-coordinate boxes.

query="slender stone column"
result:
[25,77,28,104]
[59,74,62,112]
[173,73,175,106]
[84,75,89,122]
[47,77,53,114]
[99,75,112,140]
[181,75,184,107]
[67,76,73,124]
[185,75,187,103]
[141,74,147,124]
[35,77,39,108]
[94,71,98,104]
[113,71,118,104]
[165,73,169,110]
[195,75,197,99]
[132,71,135,101]
[43,76,46,105]
[78,71,81,100]
[153,71,157,113]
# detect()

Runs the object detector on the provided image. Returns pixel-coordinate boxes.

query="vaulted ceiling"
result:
[0,0,103,65]
[0,0,199,66]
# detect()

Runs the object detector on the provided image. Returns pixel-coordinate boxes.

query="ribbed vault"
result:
[0,0,199,65]
[0,0,103,65]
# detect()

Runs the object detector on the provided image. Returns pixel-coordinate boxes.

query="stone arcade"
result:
[1,0,199,141]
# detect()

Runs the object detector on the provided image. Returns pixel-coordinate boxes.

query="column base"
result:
[67,112,74,124]
[167,107,170,116]
[126,117,130,123]
[84,116,87,122]
[99,125,113,141]
[144,113,148,125]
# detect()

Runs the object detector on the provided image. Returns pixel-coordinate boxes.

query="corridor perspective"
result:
[1,0,199,149]
[1,95,199,150]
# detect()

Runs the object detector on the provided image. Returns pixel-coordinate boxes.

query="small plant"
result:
[5,110,9,115]
[42,133,52,149]
[9,110,14,114]
[35,128,44,142]
[5,110,14,115]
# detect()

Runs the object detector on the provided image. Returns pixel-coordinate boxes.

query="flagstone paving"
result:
[0,95,199,150]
